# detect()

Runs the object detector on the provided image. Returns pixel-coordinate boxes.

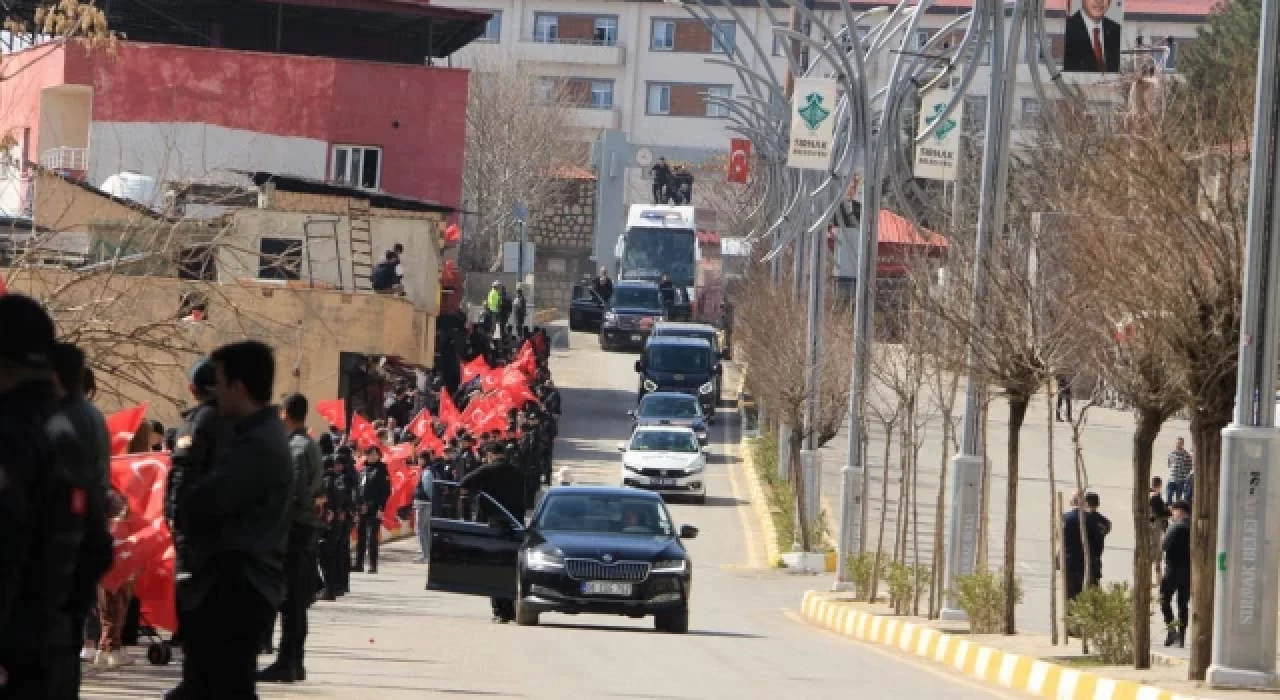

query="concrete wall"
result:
[5,269,434,431]
[88,122,328,198]
[220,201,443,311]
[31,168,161,234]
[38,86,92,153]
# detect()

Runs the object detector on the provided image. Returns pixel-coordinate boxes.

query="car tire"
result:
[655,609,689,634]
[515,577,539,626]
[569,316,582,332]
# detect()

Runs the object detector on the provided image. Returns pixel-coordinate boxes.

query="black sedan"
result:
[427,486,696,633]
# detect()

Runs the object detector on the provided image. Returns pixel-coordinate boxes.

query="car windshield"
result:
[630,430,699,453]
[612,286,663,309]
[646,345,711,372]
[639,395,701,418]
[537,493,673,536]
[619,229,696,287]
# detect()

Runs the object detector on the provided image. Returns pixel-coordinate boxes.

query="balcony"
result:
[567,106,621,130]
[514,38,626,66]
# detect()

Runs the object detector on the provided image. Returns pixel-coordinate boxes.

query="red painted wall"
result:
[0,46,73,161]
[61,42,468,207]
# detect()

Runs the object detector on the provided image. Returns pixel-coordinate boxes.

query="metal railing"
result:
[527,36,622,48]
[41,146,88,171]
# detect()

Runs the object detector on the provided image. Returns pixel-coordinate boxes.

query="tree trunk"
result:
[790,430,810,552]
[1003,395,1030,635]
[1188,411,1226,680]
[1046,386,1059,646]
[1131,406,1164,669]
[893,423,909,567]
[870,423,895,604]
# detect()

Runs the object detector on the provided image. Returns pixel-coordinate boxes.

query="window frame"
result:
[651,18,675,51]
[589,80,614,110]
[533,13,559,43]
[479,10,502,42]
[330,144,382,191]
[710,20,736,55]
[704,85,731,118]
[593,16,618,46]
[646,83,671,115]
[258,237,303,281]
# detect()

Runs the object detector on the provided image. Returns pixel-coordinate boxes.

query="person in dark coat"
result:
[177,340,293,700]
[1160,501,1191,648]
[354,446,391,574]
[331,447,360,595]
[459,443,528,623]
[1062,492,1111,602]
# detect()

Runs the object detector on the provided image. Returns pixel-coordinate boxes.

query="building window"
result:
[534,14,559,43]
[533,77,556,104]
[913,29,933,51]
[480,11,501,41]
[594,17,618,45]
[647,84,671,114]
[711,21,736,54]
[331,145,381,190]
[177,244,216,281]
[964,95,988,133]
[705,85,731,117]
[258,237,302,280]
[652,19,674,50]
[772,29,785,56]
[590,81,614,109]
[1019,97,1042,128]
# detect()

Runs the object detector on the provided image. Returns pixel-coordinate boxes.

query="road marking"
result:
[725,437,764,569]
[781,610,1021,699]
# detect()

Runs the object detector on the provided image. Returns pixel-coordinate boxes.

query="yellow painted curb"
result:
[799,592,1210,700]
[740,436,783,568]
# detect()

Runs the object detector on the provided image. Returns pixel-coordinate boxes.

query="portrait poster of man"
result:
[1063,0,1123,73]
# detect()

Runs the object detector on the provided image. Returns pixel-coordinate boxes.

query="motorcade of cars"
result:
[618,426,708,504]
[627,391,709,445]
[600,280,667,352]
[568,281,606,332]
[426,486,697,633]
[649,321,723,403]
[635,335,718,417]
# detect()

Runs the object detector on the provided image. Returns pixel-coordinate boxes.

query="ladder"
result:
[347,197,374,291]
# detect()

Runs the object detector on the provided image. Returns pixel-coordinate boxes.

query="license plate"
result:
[650,478,677,487]
[582,581,633,596]
[631,334,642,341]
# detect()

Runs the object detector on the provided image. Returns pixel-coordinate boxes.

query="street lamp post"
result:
[1207,0,1280,689]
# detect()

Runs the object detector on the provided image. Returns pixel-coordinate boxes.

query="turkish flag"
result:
[442,223,461,246]
[513,342,537,377]
[315,399,347,431]
[418,427,445,457]
[102,453,172,592]
[134,551,177,632]
[727,138,752,184]
[105,404,149,456]
[383,460,419,531]
[350,413,380,451]
[438,392,461,439]
[461,355,490,385]
[407,407,435,439]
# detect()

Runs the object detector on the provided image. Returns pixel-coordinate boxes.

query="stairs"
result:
[347,197,374,290]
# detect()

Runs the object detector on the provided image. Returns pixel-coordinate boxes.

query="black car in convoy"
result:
[628,391,710,445]
[635,336,720,417]
[427,486,697,633]
[649,321,723,404]
[600,280,667,352]
[569,282,606,332]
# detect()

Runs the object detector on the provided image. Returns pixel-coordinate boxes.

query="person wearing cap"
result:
[317,455,350,600]
[354,446,391,574]
[0,294,109,698]
[332,446,359,593]
[177,340,292,699]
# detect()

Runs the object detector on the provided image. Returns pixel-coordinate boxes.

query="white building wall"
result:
[87,122,328,202]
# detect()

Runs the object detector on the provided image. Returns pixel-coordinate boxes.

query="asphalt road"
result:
[80,324,1006,699]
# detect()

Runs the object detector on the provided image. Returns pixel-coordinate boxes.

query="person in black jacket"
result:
[178,340,292,700]
[0,295,108,699]
[331,448,360,595]
[355,446,391,574]
[1062,492,1112,603]
[1160,501,1191,648]
[459,443,527,623]
[1062,0,1121,73]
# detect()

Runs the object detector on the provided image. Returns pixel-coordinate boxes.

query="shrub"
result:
[1066,583,1133,664]
[952,569,1023,634]
[885,561,932,613]
[846,552,880,599]
[747,432,796,557]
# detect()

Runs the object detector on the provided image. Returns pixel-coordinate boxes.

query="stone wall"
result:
[529,177,597,313]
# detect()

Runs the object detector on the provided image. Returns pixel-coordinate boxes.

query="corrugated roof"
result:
[878,209,948,249]
[548,165,597,181]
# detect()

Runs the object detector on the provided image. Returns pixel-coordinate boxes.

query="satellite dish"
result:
[635,148,653,167]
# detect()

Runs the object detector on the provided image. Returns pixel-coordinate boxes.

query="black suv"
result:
[635,336,719,417]
[600,280,666,352]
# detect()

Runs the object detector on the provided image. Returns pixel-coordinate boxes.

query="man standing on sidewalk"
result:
[1160,500,1191,647]
[260,393,324,683]
[1166,437,1192,503]
[179,340,292,699]
[412,457,435,563]
[355,446,391,574]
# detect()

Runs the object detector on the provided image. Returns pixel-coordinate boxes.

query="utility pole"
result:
[1208,0,1280,688]
[941,0,1024,620]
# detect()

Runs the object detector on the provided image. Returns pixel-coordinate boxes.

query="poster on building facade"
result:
[1062,0,1124,72]
[913,88,964,181]
[787,77,839,170]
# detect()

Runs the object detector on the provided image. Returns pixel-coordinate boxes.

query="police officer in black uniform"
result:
[458,442,528,622]
[331,447,359,595]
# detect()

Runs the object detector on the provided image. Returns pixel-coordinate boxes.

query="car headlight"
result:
[604,311,618,324]
[643,379,658,392]
[652,559,688,574]
[526,544,565,571]
[698,381,714,395]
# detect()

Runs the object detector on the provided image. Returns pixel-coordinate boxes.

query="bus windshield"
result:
[619,229,696,287]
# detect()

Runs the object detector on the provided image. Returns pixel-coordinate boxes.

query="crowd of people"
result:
[0,288,561,699]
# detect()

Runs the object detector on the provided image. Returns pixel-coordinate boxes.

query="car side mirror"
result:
[616,442,628,452]
[679,524,699,539]
[634,360,643,373]
[626,409,636,418]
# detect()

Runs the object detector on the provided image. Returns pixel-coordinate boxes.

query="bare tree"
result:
[461,60,589,271]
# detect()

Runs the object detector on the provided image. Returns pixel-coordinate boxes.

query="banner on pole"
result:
[727,138,752,183]
[913,88,964,181]
[787,77,839,170]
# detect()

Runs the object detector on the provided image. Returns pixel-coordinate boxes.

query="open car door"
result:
[427,491,524,599]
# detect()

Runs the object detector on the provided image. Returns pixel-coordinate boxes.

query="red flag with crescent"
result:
[315,399,347,431]
[105,404,149,456]
[727,138,751,184]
